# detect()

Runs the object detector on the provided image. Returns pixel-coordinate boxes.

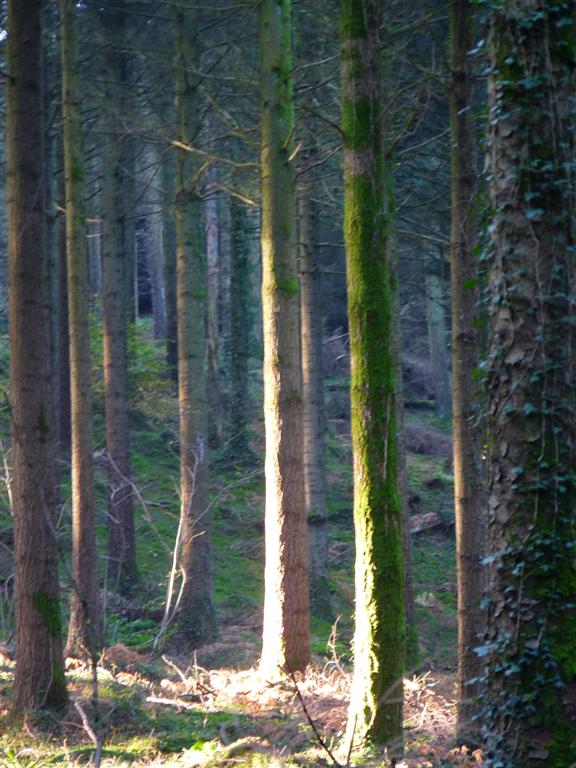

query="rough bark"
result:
[60,0,101,658]
[484,3,576,765]
[449,0,484,742]
[100,2,137,594]
[8,0,68,710]
[299,185,331,621]
[341,0,404,752]
[174,3,217,645]
[259,0,310,678]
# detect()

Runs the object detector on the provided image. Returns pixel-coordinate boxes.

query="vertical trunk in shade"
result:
[8,0,68,710]
[174,3,217,645]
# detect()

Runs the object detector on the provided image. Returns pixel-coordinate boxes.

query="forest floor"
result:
[0,323,481,767]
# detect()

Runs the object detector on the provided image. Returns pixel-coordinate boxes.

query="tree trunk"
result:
[426,263,452,420]
[299,185,331,621]
[174,4,217,645]
[60,0,101,658]
[142,145,166,340]
[341,0,404,752]
[206,166,223,448]
[484,3,576,765]
[259,0,310,678]
[162,150,178,382]
[8,0,68,710]
[449,0,483,742]
[229,198,251,459]
[101,2,137,594]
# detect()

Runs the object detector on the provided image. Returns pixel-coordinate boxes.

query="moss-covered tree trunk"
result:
[174,3,217,645]
[484,2,576,765]
[299,184,331,621]
[60,0,101,658]
[100,1,137,594]
[8,0,68,710]
[259,0,310,677]
[449,0,484,742]
[341,0,404,752]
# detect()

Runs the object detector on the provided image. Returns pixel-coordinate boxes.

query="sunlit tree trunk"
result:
[259,0,310,677]
[341,0,404,752]
[60,0,101,658]
[101,2,137,594]
[299,184,331,620]
[174,3,217,645]
[484,3,576,765]
[449,0,483,741]
[8,0,68,710]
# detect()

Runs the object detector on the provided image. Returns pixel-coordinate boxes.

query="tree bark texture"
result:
[259,0,310,677]
[142,145,167,340]
[100,2,137,594]
[8,0,68,710]
[426,264,452,420]
[341,0,404,751]
[60,0,102,658]
[162,150,178,381]
[484,3,576,765]
[174,4,217,645]
[449,0,484,742]
[299,185,331,621]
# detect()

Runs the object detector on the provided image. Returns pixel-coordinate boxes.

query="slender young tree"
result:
[449,0,483,741]
[174,2,217,644]
[341,0,404,751]
[60,0,101,657]
[259,0,310,677]
[206,165,223,448]
[299,183,331,620]
[100,2,137,593]
[484,2,576,765]
[8,0,68,710]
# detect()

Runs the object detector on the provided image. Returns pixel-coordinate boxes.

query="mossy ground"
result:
[0,322,466,766]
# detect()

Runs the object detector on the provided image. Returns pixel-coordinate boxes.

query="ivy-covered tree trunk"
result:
[484,3,576,765]
[259,0,310,677]
[174,3,217,645]
[100,1,137,594]
[8,0,68,710]
[60,0,101,658]
[341,0,404,752]
[299,184,331,620]
[449,0,484,741]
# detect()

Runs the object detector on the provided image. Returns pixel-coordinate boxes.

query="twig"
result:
[288,671,342,768]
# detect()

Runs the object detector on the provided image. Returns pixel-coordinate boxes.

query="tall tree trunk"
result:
[162,150,178,382]
[426,262,452,419]
[174,3,217,645]
[101,2,137,594]
[341,0,404,752]
[206,166,223,448]
[259,0,310,678]
[8,0,68,710]
[299,184,331,620]
[449,0,483,741]
[58,201,72,454]
[229,198,251,459]
[142,145,166,340]
[60,0,101,658]
[484,3,576,765]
